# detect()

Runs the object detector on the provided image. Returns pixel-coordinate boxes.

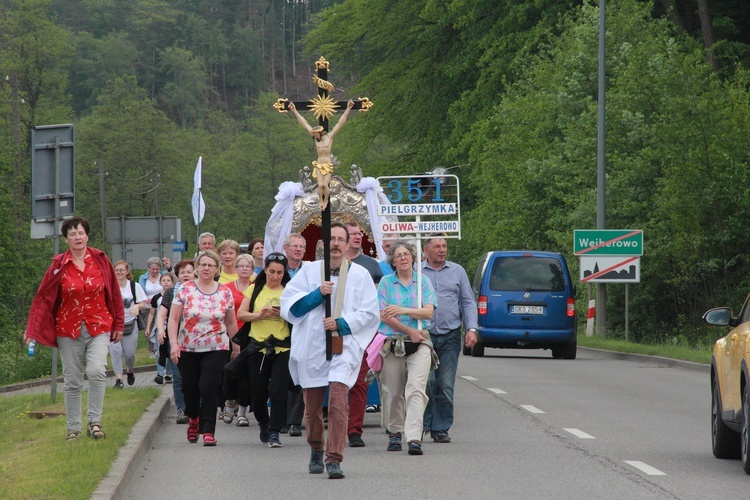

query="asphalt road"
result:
[123,348,748,499]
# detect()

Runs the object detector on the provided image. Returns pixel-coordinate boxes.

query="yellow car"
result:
[704,299,750,473]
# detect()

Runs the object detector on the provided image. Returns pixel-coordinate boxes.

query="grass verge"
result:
[577,334,712,365]
[5,333,159,388]
[0,387,159,499]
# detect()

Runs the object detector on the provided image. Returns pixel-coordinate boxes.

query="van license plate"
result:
[511,305,544,315]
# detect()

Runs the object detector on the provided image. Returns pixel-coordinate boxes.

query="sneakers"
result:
[113,379,124,389]
[365,404,380,413]
[154,375,164,385]
[326,462,345,479]
[164,375,172,384]
[433,433,451,443]
[268,431,282,448]
[236,415,249,427]
[203,432,217,446]
[126,371,135,386]
[387,433,402,451]
[348,433,365,447]
[175,410,189,424]
[288,424,302,437]
[308,449,325,474]
[259,423,270,443]
[408,441,423,455]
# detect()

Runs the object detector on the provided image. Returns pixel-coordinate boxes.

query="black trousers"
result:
[178,350,226,434]
[246,350,291,432]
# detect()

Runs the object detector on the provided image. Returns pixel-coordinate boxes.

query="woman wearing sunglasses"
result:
[237,252,292,448]
[168,250,238,446]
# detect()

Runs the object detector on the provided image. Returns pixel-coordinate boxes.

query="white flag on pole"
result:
[192,156,205,225]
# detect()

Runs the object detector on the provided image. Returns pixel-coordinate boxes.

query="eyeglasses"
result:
[393,253,412,260]
[286,245,306,250]
[197,263,217,268]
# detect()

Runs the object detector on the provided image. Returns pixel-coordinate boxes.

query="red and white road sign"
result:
[579,256,640,283]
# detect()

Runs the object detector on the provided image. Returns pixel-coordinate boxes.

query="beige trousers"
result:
[379,343,431,444]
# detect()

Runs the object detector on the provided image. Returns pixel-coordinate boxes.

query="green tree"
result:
[158,46,211,127]
[200,92,314,242]
[69,31,139,114]
[76,77,182,221]
[458,0,750,340]
[0,0,74,331]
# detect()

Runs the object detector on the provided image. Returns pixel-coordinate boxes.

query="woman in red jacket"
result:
[25,216,124,441]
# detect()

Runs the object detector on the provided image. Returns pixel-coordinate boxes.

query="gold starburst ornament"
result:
[308,94,340,121]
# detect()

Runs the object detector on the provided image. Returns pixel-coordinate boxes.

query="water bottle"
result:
[27,340,36,357]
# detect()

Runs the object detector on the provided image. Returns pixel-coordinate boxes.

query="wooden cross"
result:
[274,57,373,131]
[275,57,372,360]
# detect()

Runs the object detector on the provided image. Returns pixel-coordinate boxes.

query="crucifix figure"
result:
[289,99,354,211]
[275,57,373,360]
[276,57,372,211]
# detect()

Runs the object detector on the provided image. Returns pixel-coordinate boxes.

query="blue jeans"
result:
[423,328,461,436]
[167,357,185,411]
[157,358,173,377]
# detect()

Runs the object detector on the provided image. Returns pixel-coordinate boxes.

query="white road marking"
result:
[624,461,666,476]
[563,428,595,439]
[461,375,478,381]
[521,405,545,414]
[487,388,507,394]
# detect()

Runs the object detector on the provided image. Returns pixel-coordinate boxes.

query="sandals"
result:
[236,415,249,427]
[387,433,402,451]
[203,432,217,446]
[221,403,235,424]
[66,431,81,441]
[187,417,200,443]
[87,423,106,440]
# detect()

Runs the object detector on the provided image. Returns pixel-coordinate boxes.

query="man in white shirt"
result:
[281,223,379,479]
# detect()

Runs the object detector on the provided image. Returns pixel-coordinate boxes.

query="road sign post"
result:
[31,124,75,403]
[579,256,640,283]
[574,229,643,256]
[575,229,643,341]
[377,174,461,327]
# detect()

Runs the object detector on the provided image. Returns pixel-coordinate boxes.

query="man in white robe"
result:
[280,223,379,479]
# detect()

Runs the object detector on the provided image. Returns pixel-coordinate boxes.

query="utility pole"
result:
[98,159,107,240]
[152,169,160,216]
[9,74,21,169]
[596,0,607,337]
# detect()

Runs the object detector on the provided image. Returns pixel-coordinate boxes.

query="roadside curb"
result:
[91,389,171,500]
[1,364,159,394]
[578,346,709,374]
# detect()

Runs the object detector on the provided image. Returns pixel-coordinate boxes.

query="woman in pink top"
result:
[168,250,238,446]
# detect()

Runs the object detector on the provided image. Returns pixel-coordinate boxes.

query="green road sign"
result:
[574,229,643,256]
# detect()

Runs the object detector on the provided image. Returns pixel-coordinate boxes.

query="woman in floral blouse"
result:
[168,250,239,446]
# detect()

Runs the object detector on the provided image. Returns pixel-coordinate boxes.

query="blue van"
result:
[469,251,577,359]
